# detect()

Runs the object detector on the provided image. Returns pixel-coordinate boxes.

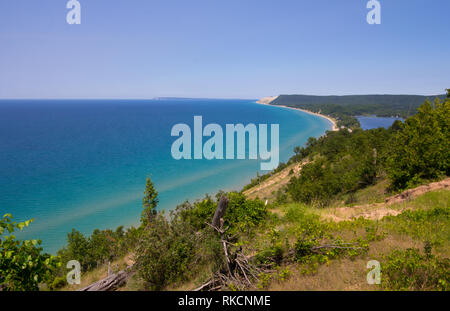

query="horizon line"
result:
[0,93,446,101]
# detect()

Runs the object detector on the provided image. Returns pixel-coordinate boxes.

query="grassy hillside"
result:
[54,181,450,291]
[2,95,448,291]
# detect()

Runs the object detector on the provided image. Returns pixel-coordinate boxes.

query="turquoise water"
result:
[0,99,332,253]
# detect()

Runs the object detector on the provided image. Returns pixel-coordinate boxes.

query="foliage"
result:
[134,191,267,290]
[49,276,67,290]
[177,192,267,234]
[57,225,140,274]
[135,213,196,290]
[175,196,217,230]
[382,248,450,291]
[287,128,391,206]
[254,228,284,265]
[280,97,450,206]
[292,213,369,269]
[382,205,450,249]
[272,94,446,120]
[134,211,222,290]
[0,214,60,291]
[225,192,267,234]
[387,98,450,190]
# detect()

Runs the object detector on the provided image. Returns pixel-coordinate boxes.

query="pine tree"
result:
[141,177,159,226]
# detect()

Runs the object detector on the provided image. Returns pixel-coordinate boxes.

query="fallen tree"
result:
[78,266,133,291]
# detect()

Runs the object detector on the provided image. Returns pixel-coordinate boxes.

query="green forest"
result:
[1,93,449,291]
[272,93,447,128]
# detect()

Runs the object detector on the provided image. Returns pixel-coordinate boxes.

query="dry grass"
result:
[318,203,405,223]
[60,254,133,291]
[267,233,424,291]
[263,187,449,291]
[268,260,372,291]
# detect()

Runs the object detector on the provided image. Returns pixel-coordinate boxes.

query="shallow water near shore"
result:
[0,99,332,253]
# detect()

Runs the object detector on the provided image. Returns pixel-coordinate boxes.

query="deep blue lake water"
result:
[0,99,332,253]
[357,116,404,130]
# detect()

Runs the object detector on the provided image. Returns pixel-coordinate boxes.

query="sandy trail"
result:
[322,178,450,222]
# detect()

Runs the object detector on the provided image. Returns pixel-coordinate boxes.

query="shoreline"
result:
[256,96,339,132]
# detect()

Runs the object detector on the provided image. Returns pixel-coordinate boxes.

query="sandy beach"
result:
[256,96,339,131]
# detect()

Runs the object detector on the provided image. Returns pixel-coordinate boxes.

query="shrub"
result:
[387,99,450,190]
[382,248,450,291]
[49,276,67,290]
[134,210,224,290]
[134,214,197,290]
[225,193,267,234]
[0,214,60,291]
[177,192,268,235]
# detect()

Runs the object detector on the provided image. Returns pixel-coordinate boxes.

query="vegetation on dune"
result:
[285,97,449,206]
[387,99,449,190]
[135,192,268,290]
[1,94,449,291]
[382,248,449,291]
[56,226,140,274]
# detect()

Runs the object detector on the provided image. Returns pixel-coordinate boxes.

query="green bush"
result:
[226,192,267,233]
[56,225,141,276]
[134,211,223,290]
[49,276,67,290]
[293,215,368,266]
[0,214,60,291]
[387,99,450,190]
[135,214,196,290]
[382,248,450,291]
[254,228,285,265]
[177,192,267,234]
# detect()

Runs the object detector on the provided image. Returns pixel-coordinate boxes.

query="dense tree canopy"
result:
[387,99,450,190]
[286,96,449,205]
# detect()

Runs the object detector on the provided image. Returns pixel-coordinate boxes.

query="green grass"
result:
[382,191,450,251]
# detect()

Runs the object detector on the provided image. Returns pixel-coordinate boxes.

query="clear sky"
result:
[0,0,449,99]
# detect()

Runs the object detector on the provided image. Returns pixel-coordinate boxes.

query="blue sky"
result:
[0,0,449,99]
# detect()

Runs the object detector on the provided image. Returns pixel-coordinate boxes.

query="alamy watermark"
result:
[367,0,381,25]
[66,2,380,26]
[66,260,81,285]
[170,116,280,171]
[66,0,81,25]
[366,260,381,285]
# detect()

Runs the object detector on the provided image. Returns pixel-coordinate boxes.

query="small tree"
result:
[141,177,159,226]
[446,88,450,98]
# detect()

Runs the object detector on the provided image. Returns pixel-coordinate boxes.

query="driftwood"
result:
[78,267,132,291]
